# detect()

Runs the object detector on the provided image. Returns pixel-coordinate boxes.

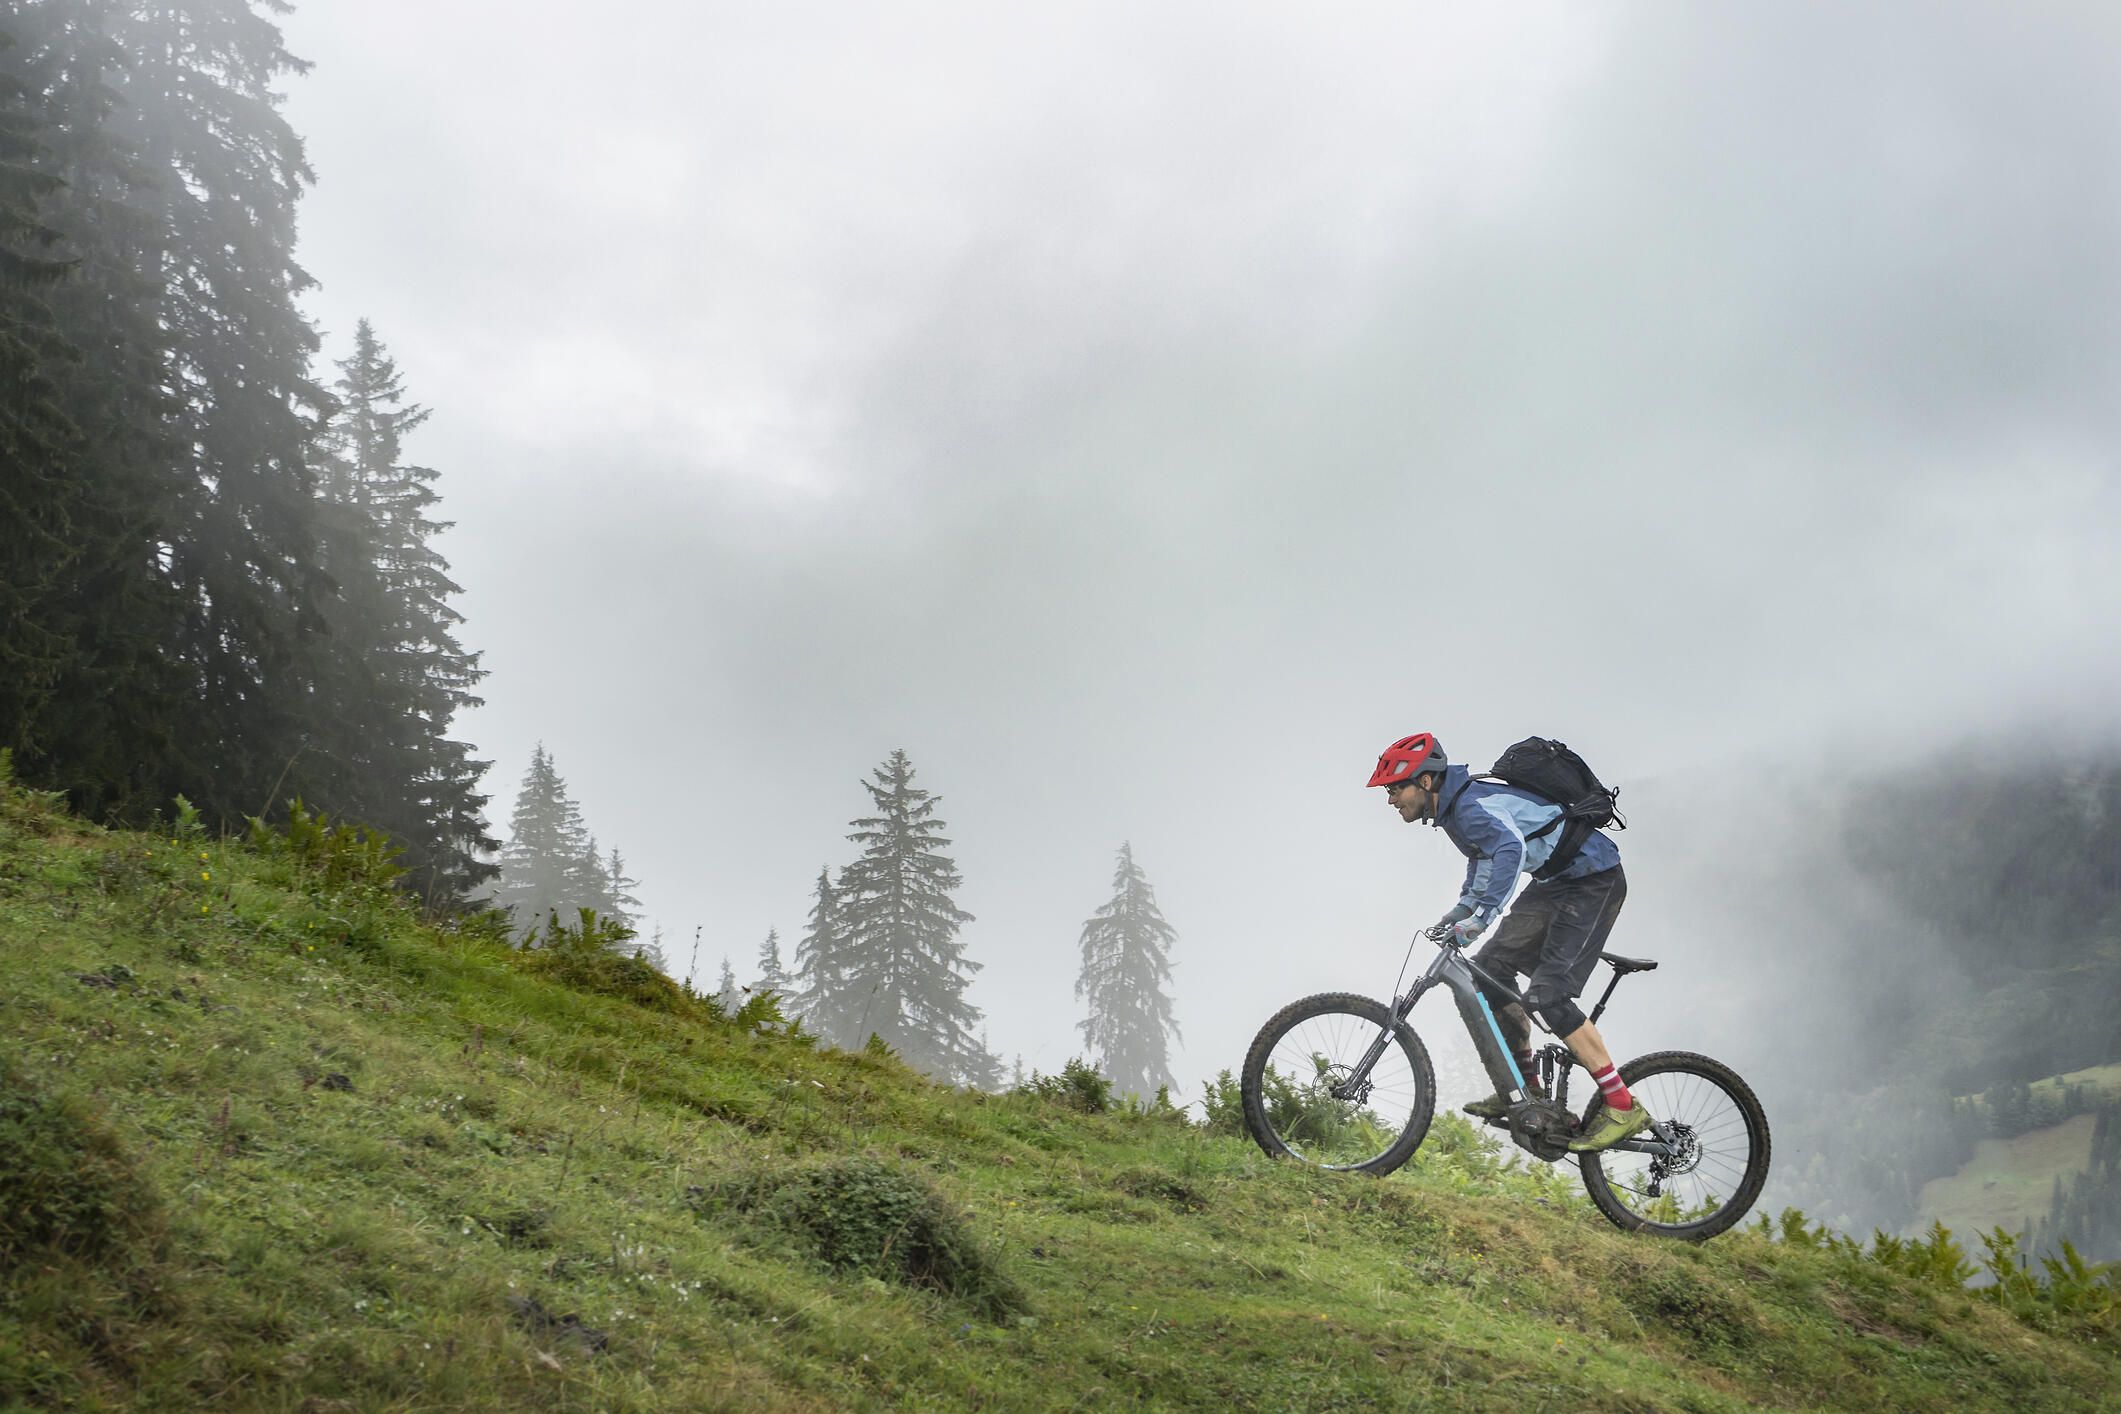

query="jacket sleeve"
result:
[1452,799,1526,923]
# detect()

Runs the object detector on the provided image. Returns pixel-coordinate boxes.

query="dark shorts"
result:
[1472,864,1628,1022]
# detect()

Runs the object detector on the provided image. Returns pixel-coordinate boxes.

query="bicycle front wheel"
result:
[1577,1050,1771,1241]
[1240,992,1435,1175]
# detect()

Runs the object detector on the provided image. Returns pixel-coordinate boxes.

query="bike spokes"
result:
[1247,1000,1431,1171]
[1578,1052,1770,1240]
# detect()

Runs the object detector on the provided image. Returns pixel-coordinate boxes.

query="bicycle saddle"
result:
[1599,952,1659,974]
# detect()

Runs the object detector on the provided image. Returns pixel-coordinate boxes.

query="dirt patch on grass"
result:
[1111,1165,1207,1212]
[1825,1289,1930,1347]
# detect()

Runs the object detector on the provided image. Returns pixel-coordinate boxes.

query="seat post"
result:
[1586,970,1624,1026]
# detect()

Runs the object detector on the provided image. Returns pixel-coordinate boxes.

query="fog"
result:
[279,2,2120,1101]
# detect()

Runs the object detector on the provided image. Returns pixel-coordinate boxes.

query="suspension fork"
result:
[1326,954,1449,1102]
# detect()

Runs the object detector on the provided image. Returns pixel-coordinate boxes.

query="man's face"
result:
[1385,774,1435,823]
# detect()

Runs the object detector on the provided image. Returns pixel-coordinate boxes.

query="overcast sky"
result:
[276,2,2120,1096]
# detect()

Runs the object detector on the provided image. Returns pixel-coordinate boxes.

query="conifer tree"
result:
[793,865,856,1044]
[307,320,492,903]
[95,0,336,826]
[639,925,669,975]
[716,956,740,1013]
[492,745,610,939]
[834,750,989,1084]
[965,1026,1002,1091]
[1075,842,1181,1098]
[571,833,614,921]
[603,848,641,931]
[0,8,496,883]
[309,318,493,903]
[0,4,188,818]
[0,26,87,761]
[755,927,787,996]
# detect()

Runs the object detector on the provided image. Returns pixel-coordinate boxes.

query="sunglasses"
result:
[1384,778,1426,797]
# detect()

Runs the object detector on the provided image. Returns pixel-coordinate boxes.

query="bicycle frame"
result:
[1333,940,1678,1158]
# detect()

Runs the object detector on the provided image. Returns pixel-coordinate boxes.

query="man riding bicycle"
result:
[1368,733,1649,1153]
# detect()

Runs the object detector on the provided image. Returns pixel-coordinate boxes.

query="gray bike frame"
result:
[1336,939,1678,1158]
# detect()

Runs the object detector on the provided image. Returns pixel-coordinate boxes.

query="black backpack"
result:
[1481,737,1626,880]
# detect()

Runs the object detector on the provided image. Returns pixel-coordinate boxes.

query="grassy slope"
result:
[2,785,2117,1412]
[1915,1062,2121,1239]
[1919,1118,2097,1240]
[2033,1063,2121,1106]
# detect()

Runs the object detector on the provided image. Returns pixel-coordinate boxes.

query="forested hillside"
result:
[0,3,491,904]
[1845,755,2121,1088]
[1630,742,2121,1257]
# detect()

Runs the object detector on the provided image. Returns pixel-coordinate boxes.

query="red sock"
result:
[1591,1064,1634,1111]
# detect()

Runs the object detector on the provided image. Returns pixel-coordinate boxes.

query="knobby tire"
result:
[1576,1050,1771,1241]
[1240,992,1436,1175]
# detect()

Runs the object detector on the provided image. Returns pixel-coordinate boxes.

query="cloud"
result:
[282,2,2121,1089]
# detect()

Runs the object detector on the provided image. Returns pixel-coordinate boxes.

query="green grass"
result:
[2033,1063,2121,1106]
[1919,1061,2121,1240]
[1919,1117,2099,1240]
[3,778,2119,1410]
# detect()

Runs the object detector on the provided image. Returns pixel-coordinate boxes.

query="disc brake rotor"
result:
[1325,1067,1372,1105]
[1652,1122,1702,1179]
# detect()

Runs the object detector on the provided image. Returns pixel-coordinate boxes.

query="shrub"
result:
[1867,1220,1977,1289]
[702,1156,1026,1320]
[515,908,698,1015]
[245,798,405,895]
[1976,1227,2120,1334]
[1014,1058,1113,1115]
[1199,1068,1246,1136]
[0,749,69,835]
[726,987,801,1037]
[1250,1057,1393,1158]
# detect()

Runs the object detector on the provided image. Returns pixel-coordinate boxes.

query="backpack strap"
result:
[1530,819,1594,879]
[1473,773,1564,839]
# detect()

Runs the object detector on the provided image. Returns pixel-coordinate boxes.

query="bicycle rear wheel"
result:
[1577,1050,1770,1240]
[1240,992,1435,1175]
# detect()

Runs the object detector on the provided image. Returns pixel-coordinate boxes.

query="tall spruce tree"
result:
[792,865,854,1043]
[965,1026,1001,1091]
[603,848,641,932]
[0,3,188,818]
[572,833,617,923]
[0,24,87,761]
[491,745,624,940]
[755,927,787,996]
[638,925,669,975]
[311,319,493,903]
[1,6,500,899]
[834,750,990,1084]
[97,0,336,827]
[715,956,740,1013]
[1074,842,1181,1098]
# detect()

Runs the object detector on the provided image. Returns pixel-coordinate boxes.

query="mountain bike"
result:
[1239,935,1770,1240]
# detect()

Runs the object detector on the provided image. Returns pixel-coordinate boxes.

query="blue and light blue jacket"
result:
[1431,764,1621,927]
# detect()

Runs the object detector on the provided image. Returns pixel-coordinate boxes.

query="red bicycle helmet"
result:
[1367,733,1447,788]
